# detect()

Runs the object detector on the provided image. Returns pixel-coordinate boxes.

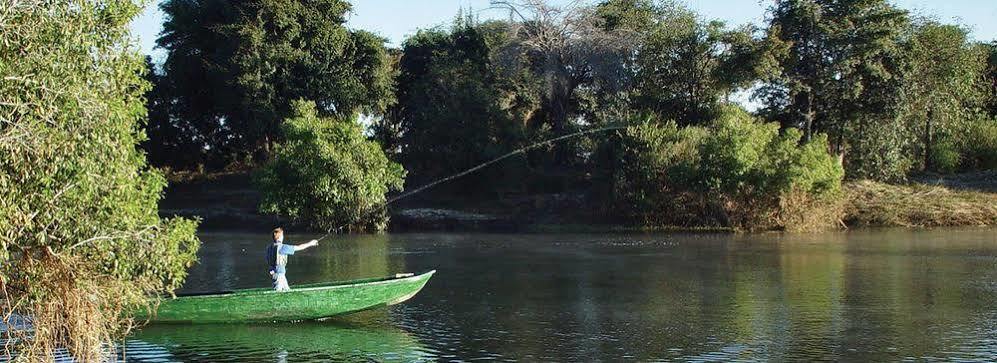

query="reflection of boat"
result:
[125,320,430,362]
[136,271,435,323]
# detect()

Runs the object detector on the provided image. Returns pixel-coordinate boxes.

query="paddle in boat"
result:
[136,270,436,323]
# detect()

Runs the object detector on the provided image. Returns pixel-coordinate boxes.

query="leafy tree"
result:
[386,17,526,191]
[760,0,910,180]
[897,21,987,172]
[255,100,406,232]
[986,41,997,117]
[585,0,777,201]
[142,57,208,169]
[0,1,200,360]
[626,1,769,125]
[594,0,659,31]
[153,0,395,167]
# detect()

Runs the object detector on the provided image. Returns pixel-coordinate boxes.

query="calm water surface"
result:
[123,229,997,362]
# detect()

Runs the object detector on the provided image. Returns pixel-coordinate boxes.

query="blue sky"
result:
[131,0,996,59]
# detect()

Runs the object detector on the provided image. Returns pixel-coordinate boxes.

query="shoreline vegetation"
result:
[2,2,200,361]
[161,169,997,233]
[143,0,997,235]
[845,179,997,228]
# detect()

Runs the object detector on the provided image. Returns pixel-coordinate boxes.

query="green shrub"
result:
[701,107,844,229]
[699,107,841,196]
[0,2,200,360]
[255,100,406,232]
[843,117,915,182]
[956,117,997,170]
[614,119,709,227]
[929,136,962,174]
[615,107,844,231]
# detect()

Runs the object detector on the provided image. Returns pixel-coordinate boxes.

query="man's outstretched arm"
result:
[295,239,319,251]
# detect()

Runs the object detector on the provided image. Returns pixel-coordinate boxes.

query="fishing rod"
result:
[314,124,627,242]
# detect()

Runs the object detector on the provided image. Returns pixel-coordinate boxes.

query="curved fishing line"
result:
[314,124,626,242]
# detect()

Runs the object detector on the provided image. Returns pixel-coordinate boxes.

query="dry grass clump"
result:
[777,189,846,232]
[672,189,844,233]
[844,180,997,227]
[2,254,154,362]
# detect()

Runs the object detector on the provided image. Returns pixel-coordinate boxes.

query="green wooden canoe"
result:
[137,270,435,323]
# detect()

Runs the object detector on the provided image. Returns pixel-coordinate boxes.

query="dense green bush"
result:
[924,117,997,173]
[955,117,997,170]
[928,137,962,174]
[840,116,917,182]
[255,100,406,232]
[613,118,707,227]
[615,107,844,231]
[0,1,200,360]
[701,108,843,195]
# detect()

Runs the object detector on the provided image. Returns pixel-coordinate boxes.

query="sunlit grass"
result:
[844,180,997,227]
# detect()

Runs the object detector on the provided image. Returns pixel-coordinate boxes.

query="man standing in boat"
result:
[266,228,319,291]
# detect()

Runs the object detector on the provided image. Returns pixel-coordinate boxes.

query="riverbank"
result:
[159,169,601,231]
[845,179,997,227]
[159,170,997,232]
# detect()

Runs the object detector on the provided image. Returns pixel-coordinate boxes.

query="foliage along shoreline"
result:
[143,0,997,233]
[2,1,199,361]
[161,168,997,234]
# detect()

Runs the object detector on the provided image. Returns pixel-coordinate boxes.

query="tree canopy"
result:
[491,0,641,165]
[150,0,395,167]
[759,0,960,181]
[897,21,988,172]
[625,1,769,125]
[385,16,527,190]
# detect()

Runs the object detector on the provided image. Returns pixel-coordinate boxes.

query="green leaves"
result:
[1,0,200,284]
[150,0,395,167]
[897,21,989,173]
[0,1,200,358]
[255,100,406,232]
[762,0,911,179]
[615,107,844,230]
[383,20,528,192]
[628,1,763,125]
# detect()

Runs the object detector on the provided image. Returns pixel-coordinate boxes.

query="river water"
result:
[121,228,997,362]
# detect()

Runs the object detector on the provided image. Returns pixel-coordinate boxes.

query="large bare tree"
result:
[491,0,638,164]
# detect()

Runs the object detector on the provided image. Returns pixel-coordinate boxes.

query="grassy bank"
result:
[844,180,997,227]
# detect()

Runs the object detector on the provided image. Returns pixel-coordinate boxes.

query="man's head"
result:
[272,228,284,243]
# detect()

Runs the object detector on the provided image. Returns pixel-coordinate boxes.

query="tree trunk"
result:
[548,86,571,165]
[924,107,934,171]
[545,61,574,166]
[804,91,815,143]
